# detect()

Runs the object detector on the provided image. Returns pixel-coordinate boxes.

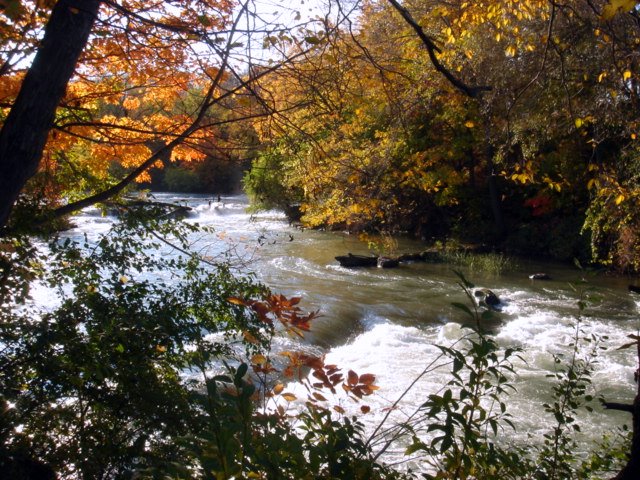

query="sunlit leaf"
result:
[251,354,267,365]
[602,0,639,20]
[227,297,246,306]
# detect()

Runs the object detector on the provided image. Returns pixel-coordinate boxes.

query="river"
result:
[65,192,639,468]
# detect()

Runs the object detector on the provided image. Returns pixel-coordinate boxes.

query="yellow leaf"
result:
[227,297,246,306]
[623,70,632,80]
[281,392,297,402]
[632,133,637,140]
[615,194,625,205]
[574,118,584,128]
[272,383,284,395]
[251,354,267,365]
[464,120,475,128]
[598,72,607,82]
[602,0,639,20]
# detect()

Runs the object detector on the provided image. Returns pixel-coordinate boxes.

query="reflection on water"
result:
[64,193,639,465]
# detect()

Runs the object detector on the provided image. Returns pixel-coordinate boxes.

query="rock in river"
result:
[377,256,399,268]
[474,288,501,307]
[529,273,551,280]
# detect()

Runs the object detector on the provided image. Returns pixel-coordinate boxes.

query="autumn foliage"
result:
[246,0,640,271]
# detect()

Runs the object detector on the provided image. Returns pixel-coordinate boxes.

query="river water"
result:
[65,193,639,467]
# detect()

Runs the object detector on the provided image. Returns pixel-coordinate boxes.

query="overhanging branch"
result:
[385,0,491,98]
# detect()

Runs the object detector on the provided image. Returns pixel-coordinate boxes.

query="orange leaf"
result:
[281,392,297,402]
[359,373,376,385]
[242,331,259,345]
[251,354,267,365]
[347,370,359,386]
[312,392,328,401]
[227,297,246,306]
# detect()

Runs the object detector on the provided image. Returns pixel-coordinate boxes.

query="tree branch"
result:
[385,0,491,98]
[46,22,313,221]
[602,401,635,414]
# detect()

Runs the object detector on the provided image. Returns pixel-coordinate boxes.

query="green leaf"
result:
[236,363,249,379]
[452,302,473,316]
[440,434,453,453]
[405,441,427,455]
[197,15,212,27]
[453,270,474,289]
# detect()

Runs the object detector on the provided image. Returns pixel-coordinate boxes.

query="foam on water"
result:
[273,280,638,468]
[54,193,639,470]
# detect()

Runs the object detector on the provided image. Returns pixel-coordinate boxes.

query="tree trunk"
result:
[613,391,640,479]
[482,116,505,240]
[0,0,101,229]
[487,165,505,238]
[605,340,640,480]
